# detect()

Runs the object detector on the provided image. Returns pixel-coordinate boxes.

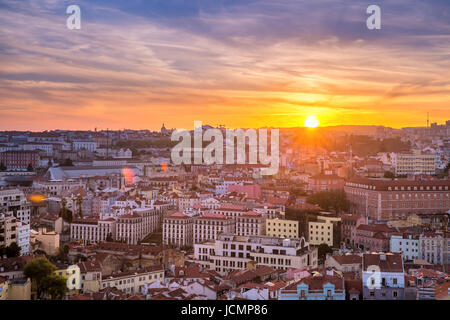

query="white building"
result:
[193,234,318,276]
[16,221,30,255]
[163,212,194,248]
[72,141,97,152]
[391,150,438,175]
[419,231,450,266]
[70,218,116,245]
[389,234,420,261]
[193,213,235,244]
[22,143,53,156]
[0,189,31,225]
[236,211,265,236]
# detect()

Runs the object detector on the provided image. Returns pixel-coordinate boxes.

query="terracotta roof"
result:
[363,253,403,273]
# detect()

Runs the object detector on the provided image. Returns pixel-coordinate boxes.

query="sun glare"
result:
[304,115,319,128]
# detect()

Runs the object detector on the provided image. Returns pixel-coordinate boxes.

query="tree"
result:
[76,196,83,218]
[0,162,6,171]
[23,257,57,299]
[55,244,70,262]
[106,233,114,242]
[383,171,395,179]
[27,163,34,172]
[60,199,73,224]
[5,242,21,257]
[317,243,333,264]
[41,274,67,300]
[306,189,349,214]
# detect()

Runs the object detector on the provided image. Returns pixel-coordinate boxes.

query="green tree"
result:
[60,199,73,224]
[5,242,21,257]
[306,189,349,213]
[41,274,67,300]
[76,196,83,218]
[23,257,57,299]
[317,243,333,264]
[55,244,70,262]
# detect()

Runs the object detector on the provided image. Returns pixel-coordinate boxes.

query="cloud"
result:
[0,0,449,130]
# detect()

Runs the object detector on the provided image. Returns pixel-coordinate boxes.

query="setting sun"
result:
[304,115,319,128]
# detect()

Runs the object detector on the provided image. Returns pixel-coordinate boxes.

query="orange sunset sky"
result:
[0,0,449,131]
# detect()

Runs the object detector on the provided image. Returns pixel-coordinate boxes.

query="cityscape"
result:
[0,0,449,306]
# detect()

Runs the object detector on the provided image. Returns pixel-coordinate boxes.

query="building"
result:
[308,174,345,193]
[0,276,8,300]
[72,141,97,152]
[0,189,31,225]
[54,264,82,295]
[345,178,450,221]
[7,278,31,300]
[353,224,397,252]
[70,218,116,245]
[308,215,341,247]
[341,214,367,246]
[16,222,30,255]
[0,213,16,247]
[163,212,194,248]
[0,151,40,170]
[325,254,362,274]
[193,234,318,276]
[32,228,60,255]
[419,231,449,266]
[390,234,420,261]
[362,253,405,300]
[392,150,438,175]
[100,266,164,295]
[193,213,235,244]
[278,270,345,300]
[236,211,265,236]
[266,218,299,239]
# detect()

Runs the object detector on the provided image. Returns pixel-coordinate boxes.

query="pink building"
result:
[352,224,397,252]
[227,184,261,199]
[341,214,367,246]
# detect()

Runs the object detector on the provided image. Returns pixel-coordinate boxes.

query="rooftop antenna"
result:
[106,128,109,158]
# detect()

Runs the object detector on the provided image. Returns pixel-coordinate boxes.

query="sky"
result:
[0,0,449,131]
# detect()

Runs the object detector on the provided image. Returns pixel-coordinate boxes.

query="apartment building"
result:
[345,178,450,221]
[16,222,30,255]
[392,150,438,175]
[193,213,235,244]
[193,234,318,276]
[341,214,367,246]
[70,218,116,245]
[0,189,31,225]
[236,211,265,236]
[419,231,450,266]
[71,208,160,245]
[390,234,420,261]
[0,150,40,170]
[308,215,341,247]
[163,212,194,248]
[0,213,16,247]
[100,266,164,295]
[266,218,299,239]
[278,271,345,300]
[212,205,248,219]
[362,253,405,300]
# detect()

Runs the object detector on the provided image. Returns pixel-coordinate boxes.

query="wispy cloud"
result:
[0,0,449,130]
